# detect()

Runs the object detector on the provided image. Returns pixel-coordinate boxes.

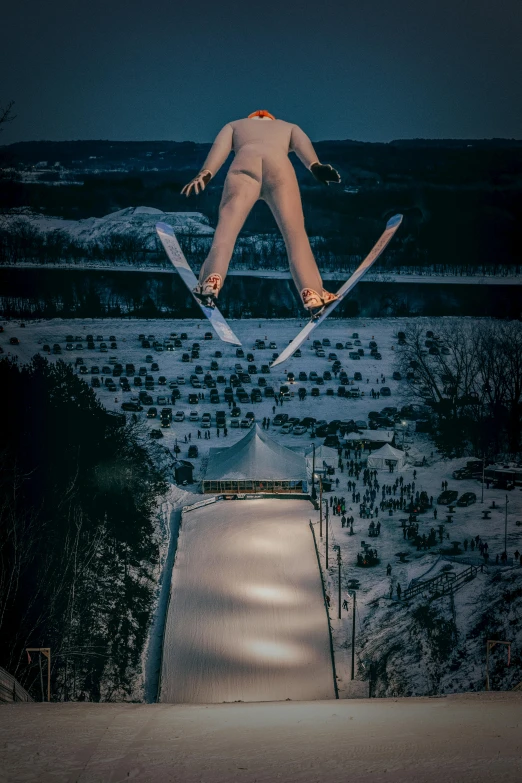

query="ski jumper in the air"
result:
[181,110,341,312]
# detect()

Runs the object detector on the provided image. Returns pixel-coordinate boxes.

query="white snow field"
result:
[160,499,335,703]
[2,694,522,783]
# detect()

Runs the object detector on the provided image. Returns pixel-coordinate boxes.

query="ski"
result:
[155,222,242,346]
[271,214,403,368]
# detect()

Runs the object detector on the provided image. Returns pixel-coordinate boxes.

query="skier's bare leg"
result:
[198,171,261,290]
[263,177,324,296]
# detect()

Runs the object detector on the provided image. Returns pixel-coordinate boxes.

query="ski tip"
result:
[156,221,174,234]
[270,355,285,369]
[386,214,403,230]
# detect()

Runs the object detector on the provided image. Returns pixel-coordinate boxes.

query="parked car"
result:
[293,425,307,435]
[437,490,459,505]
[324,434,340,447]
[380,386,391,396]
[354,372,363,381]
[121,402,143,412]
[188,445,199,458]
[201,413,212,428]
[457,492,477,506]
[311,387,320,397]
[147,407,158,418]
[189,411,199,421]
[280,422,294,433]
[453,468,472,480]
[174,411,185,422]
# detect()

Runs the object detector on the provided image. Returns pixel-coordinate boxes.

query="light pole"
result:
[325,500,329,569]
[311,443,317,500]
[481,454,485,503]
[333,545,342,619]
[348,590,357,679]
[319,476,323,537]
[504,495,508,558]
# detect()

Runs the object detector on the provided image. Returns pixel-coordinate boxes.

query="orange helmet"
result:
[248,110,276,120]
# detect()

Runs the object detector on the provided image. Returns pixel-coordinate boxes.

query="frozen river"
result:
[160,498,336,703]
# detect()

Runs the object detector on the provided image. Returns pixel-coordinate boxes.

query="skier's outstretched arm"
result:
[290,124,340,186]
[181,123,234,197]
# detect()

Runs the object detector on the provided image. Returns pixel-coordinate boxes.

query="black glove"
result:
[311,162,341,186]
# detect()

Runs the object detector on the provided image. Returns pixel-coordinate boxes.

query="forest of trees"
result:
[0,355,168,701]
[397,320,522,457]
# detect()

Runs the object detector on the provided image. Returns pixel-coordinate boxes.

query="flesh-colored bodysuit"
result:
[197,117,324,294]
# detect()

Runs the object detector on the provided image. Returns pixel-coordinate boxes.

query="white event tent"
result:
[366,443,406,471]
[202,425,308,493]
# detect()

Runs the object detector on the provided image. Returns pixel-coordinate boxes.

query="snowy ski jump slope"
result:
[3,695,522,783]
[160,499,336,703]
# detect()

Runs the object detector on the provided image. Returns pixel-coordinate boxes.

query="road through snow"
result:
[160,499,335,703]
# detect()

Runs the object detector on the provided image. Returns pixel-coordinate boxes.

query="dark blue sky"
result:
[2,0,521,143]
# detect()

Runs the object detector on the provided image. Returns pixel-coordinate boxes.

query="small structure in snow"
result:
[174,460,194,485]
[344,429,395,449]
[367,443,406,471]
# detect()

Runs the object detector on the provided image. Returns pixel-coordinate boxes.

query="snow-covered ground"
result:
[161,499,335,703]
[4,315,522,698]
[2,695,522,783]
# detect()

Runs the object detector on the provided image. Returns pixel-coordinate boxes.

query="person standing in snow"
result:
[181,109,341,312]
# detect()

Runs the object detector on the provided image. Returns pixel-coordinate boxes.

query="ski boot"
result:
[301,288,339,319]
[193,274,222,308]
